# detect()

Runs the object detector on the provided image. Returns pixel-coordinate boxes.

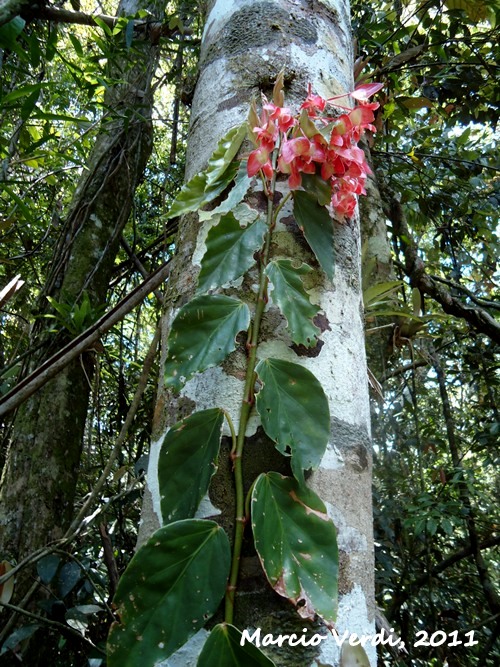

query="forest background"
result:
[0,0,498,665]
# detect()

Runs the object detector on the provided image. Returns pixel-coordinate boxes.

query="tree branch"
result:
[384,196,500,343]
[33,5,121,29]
[0,260,170,418]
[431,274,500,311]
[1,1,184,40]
[388,535,500,619]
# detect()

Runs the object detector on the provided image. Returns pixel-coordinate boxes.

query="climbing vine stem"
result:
[224,151,279,623]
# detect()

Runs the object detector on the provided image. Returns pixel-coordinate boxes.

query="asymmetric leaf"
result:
[165,295,250,393]
[293,190,335,281]
[165,161,239,220]
[197,212,267,293]
[255,358,330,483]
[251,473,338,623]
[159,408,224,523]
[197,624,276,666]
[204,160,253,217]
[265,260,320,346]
[166,124,246,219]
[301,173,332,206]
[206,124,247,185]
[0,626,39,657]
[107,520,230,667]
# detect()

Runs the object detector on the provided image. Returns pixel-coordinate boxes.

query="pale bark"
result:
[141,1,375,665]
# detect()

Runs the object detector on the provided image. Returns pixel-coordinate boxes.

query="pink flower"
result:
[300,84,327,116]
[247,146,273,179]
[245,80,382,215]
[329,115,352,147]
[282,135,326,163]
[278,135,326,189]
[350,82,384,101]
[263,102,297,132]
[331,187,357,218]
[253,119,278,151]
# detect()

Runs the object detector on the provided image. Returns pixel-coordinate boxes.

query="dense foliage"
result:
[352,1,500,664]
[0,0,498,665]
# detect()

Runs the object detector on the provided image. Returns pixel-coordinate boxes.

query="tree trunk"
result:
[359,144,395,381]
[0,0,29,26]
[0,0,159,591]
[140,1,375,665]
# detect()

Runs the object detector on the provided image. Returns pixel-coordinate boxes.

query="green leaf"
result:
[159,408,224,523]
[166,161,239,220]
[36,555,61,585]
[197,212,267,293]
[1,83,45,105]
[0,17,25,50]
[399,96,433,110]
[68,33,84,58]
[0,625,39,657]
[197,624,276,666]
[107,520,230,667]
[255,358,330,483]
[165,295,250,393]
[58,561,82,598]
[93,16,113,36]
[301,173,332,206]
[206,124,247,186]
[340,643,370,666]
[202,160,253,217]
[251,473,338,623]
[125,19,135,49]
[20,89,41,121]
[293,191,335,281]
[363,280,402,307]
[265,260,320,347]
[3,185,33,222]
[166,125,246,220]
[32,110,89,124]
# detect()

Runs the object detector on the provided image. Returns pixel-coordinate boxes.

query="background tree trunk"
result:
[0,0,30,26]
[0,0,160,593]
[140,1,376,665]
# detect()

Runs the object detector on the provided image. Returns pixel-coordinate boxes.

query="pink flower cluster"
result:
[247,83,383,219]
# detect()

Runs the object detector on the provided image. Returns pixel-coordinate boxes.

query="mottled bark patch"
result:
[333,220,361,289]
[337,550,352,596]
[330,417,370,471]
[202,3,317,66]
